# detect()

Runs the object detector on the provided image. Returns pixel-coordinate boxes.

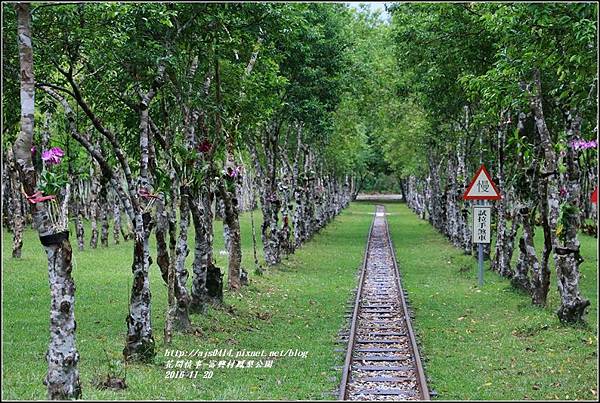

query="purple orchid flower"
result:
[227,165,243,178]
[41,147,64,166]
[570,139,597,151]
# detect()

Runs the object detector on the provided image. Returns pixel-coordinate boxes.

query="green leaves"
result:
[9,2,596,201]
[39,169,68,196]
[382,1,597,190]
[152,165,172,197]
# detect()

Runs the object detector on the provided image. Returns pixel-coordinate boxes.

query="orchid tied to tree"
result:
[32,146,70,232]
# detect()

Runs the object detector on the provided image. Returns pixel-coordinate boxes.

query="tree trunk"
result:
[222,215,231,253]
[531,70,560,232]
[529,70,588,320]
[424,174,432,223]
[13,4,81,398]
[112,190,121,244]
[427,153,445,232]
[291,123,304,249]
[189,191,212,312]
[75,183,85,251]
[510,112,535,293]
[100,184,109,247]
[155,197,170,284]
[189,165,224,306]
[215,56,244,289]
[511,212,532,293]
[219,178,243,290]
[123,80,163,361]
[2,153,12,230]
[42,236,82,400]
[445,156,460,246]
[308,157,319,236]
[457,114,472,253]
[503,214,531,292]
[201,189,224,304]
[165,189,177,344]
[492,122,512,276]
[534,172,553,306]
[7,148,25,258]
[293,174,306,248]
[89,167,100,249]
[554,111,590,322]
[123,212,155,362]
[261,191,281,265]
[279,145,294,255]
[398,177,407,203]
[529,71,557,307]
[242,154,262,274]
[250,203,261,273]
[257,124,283,265]
[173,187,192,330]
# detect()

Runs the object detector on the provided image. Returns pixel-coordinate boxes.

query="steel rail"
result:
[385,210,430,400]
[338,206,376,400]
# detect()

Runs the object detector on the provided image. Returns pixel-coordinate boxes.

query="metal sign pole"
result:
[478,199,484,287]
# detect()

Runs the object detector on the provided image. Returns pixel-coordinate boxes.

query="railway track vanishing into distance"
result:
[338,205,429,401]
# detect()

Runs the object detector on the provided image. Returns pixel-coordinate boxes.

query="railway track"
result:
[339,205,429,401]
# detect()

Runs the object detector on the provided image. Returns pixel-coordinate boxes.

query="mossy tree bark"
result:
[13,3,82,399]
[554,111,590,322]
[6,147,25,258]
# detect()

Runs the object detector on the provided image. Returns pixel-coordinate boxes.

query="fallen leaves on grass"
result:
[91,374,127,391]
[256,311,272,321]
[582,336,597,345]
[189,327,204,337]
[512,324,550,338]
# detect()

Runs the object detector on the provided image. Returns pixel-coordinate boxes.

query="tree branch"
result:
[40,84,137,222]
[60,68,138,210]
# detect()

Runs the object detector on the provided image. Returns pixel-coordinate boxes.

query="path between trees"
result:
[355,194,403,202]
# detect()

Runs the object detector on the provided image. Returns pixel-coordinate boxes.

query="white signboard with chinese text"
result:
[473,206,491,244]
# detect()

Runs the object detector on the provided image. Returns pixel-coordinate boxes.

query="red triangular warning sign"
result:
[463,164,501,200]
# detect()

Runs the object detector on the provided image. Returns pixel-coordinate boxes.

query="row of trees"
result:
[3,3,368,399]
[4,2,596,399]
[2,142,261,255]
[374,3,596,323]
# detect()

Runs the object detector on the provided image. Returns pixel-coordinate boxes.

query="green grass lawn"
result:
[2,201,597,400]
[383,202,598,400]
[2,203,374,400]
